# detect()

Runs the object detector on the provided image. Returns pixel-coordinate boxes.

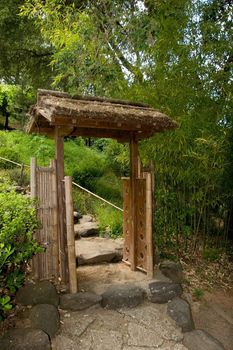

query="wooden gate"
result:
[30,158,60,282]
[31,157,71,289]
[122,167,154,277]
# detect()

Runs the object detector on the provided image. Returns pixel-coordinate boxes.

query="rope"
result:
[0,156,30,168]
[71,180,123,212]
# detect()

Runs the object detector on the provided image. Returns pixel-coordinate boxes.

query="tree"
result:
[0,0,53,88]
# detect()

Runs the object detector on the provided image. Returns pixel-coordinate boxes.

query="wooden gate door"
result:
[122,170,154,277]
[30,158,60,283]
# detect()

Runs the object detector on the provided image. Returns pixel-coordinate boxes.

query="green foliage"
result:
[203,248,221,262]
[0,0,53,89]
[0,148,20,169]
[95,205,123,238]
[0,180,41,321]
[193,288,205,300]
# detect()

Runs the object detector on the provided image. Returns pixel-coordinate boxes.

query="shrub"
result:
[0,180,41,321]
[95,204,123,238]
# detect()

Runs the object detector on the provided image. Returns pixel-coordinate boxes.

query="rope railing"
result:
[72,180,123,212]
[0,156,30,168]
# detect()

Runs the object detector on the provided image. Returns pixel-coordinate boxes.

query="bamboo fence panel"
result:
[30,158,60,283]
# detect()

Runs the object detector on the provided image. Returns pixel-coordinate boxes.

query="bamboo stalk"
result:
[64,176,78,293]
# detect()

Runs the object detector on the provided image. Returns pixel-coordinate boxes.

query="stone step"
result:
[75,237,123,266]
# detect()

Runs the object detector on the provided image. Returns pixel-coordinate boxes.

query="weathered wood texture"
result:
[123,163,154,275]
[55,129,69,287]
[30,158,60,282]
[64,176,78,293]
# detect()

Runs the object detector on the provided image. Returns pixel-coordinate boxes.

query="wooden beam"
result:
[55,127,69,288]
[129,134,138,271]
[50,116,148,131]
[64,176,78,293]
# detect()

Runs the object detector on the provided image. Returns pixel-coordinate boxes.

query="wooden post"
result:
[144,171,154,278]
[50,159,59,282]
[55,127,69,287]
[30,158,37,199]
[129,134,138,271]
[30,157,39,279]
[64,176,77,293]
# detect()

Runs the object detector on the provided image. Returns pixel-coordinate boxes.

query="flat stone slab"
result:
[101,284,144,309]
[30,304,60,338]
[148,281,182,304]
[183,329,225,350]
[74,221,99,238]
[60,292,102,310]
[55,302,188,350]
[167,297,194,332]
[0,328,51,350]
[76,237,123,265]
[16,280,59,306]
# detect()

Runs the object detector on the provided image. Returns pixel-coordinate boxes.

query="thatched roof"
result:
[27,89,177,141]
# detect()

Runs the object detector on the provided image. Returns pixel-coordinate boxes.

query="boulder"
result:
[0,328,51,350]
[74,221,99,238]
[101,284,144,309]
[60,292,102,311]
[148,282,182,304]
[76,237,123,265]
[167,297,194,332]
[159,260,183,283]
[30,304,60,338]
[16,281,59,306]
[183,330,225,350]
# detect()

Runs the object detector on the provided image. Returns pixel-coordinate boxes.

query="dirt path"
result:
[191,289,233,350]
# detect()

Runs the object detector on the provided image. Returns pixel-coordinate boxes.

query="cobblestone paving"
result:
[53,302,188,350]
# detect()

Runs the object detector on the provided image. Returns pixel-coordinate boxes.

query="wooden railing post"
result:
[64,176,78,293]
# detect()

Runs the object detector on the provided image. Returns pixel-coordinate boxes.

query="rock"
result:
[76,237,123,265]
[0,328,51,350]
[74,221,99,238]
[148,282,182,304]
[73,211,82,223]
[30,304,60,338]
[79,214,94,224]
[60,292,102,310]
[101,284,144,309]
[16,281,59,306]
[159,260,183,283]
[183,330,225,350]
[167,297,194,332]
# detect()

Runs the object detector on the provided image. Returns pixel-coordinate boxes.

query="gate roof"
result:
[27,89,177,141]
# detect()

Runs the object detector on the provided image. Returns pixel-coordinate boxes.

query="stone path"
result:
[53,302,188,350]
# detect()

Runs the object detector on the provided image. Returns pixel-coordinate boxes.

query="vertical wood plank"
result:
[144,171,154,278]
[30,157,39,279]
[64,176,78,293]
[55,127,69,287]
[30,157,37,199]
[51,159,59,281]
[129,134,138,271]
